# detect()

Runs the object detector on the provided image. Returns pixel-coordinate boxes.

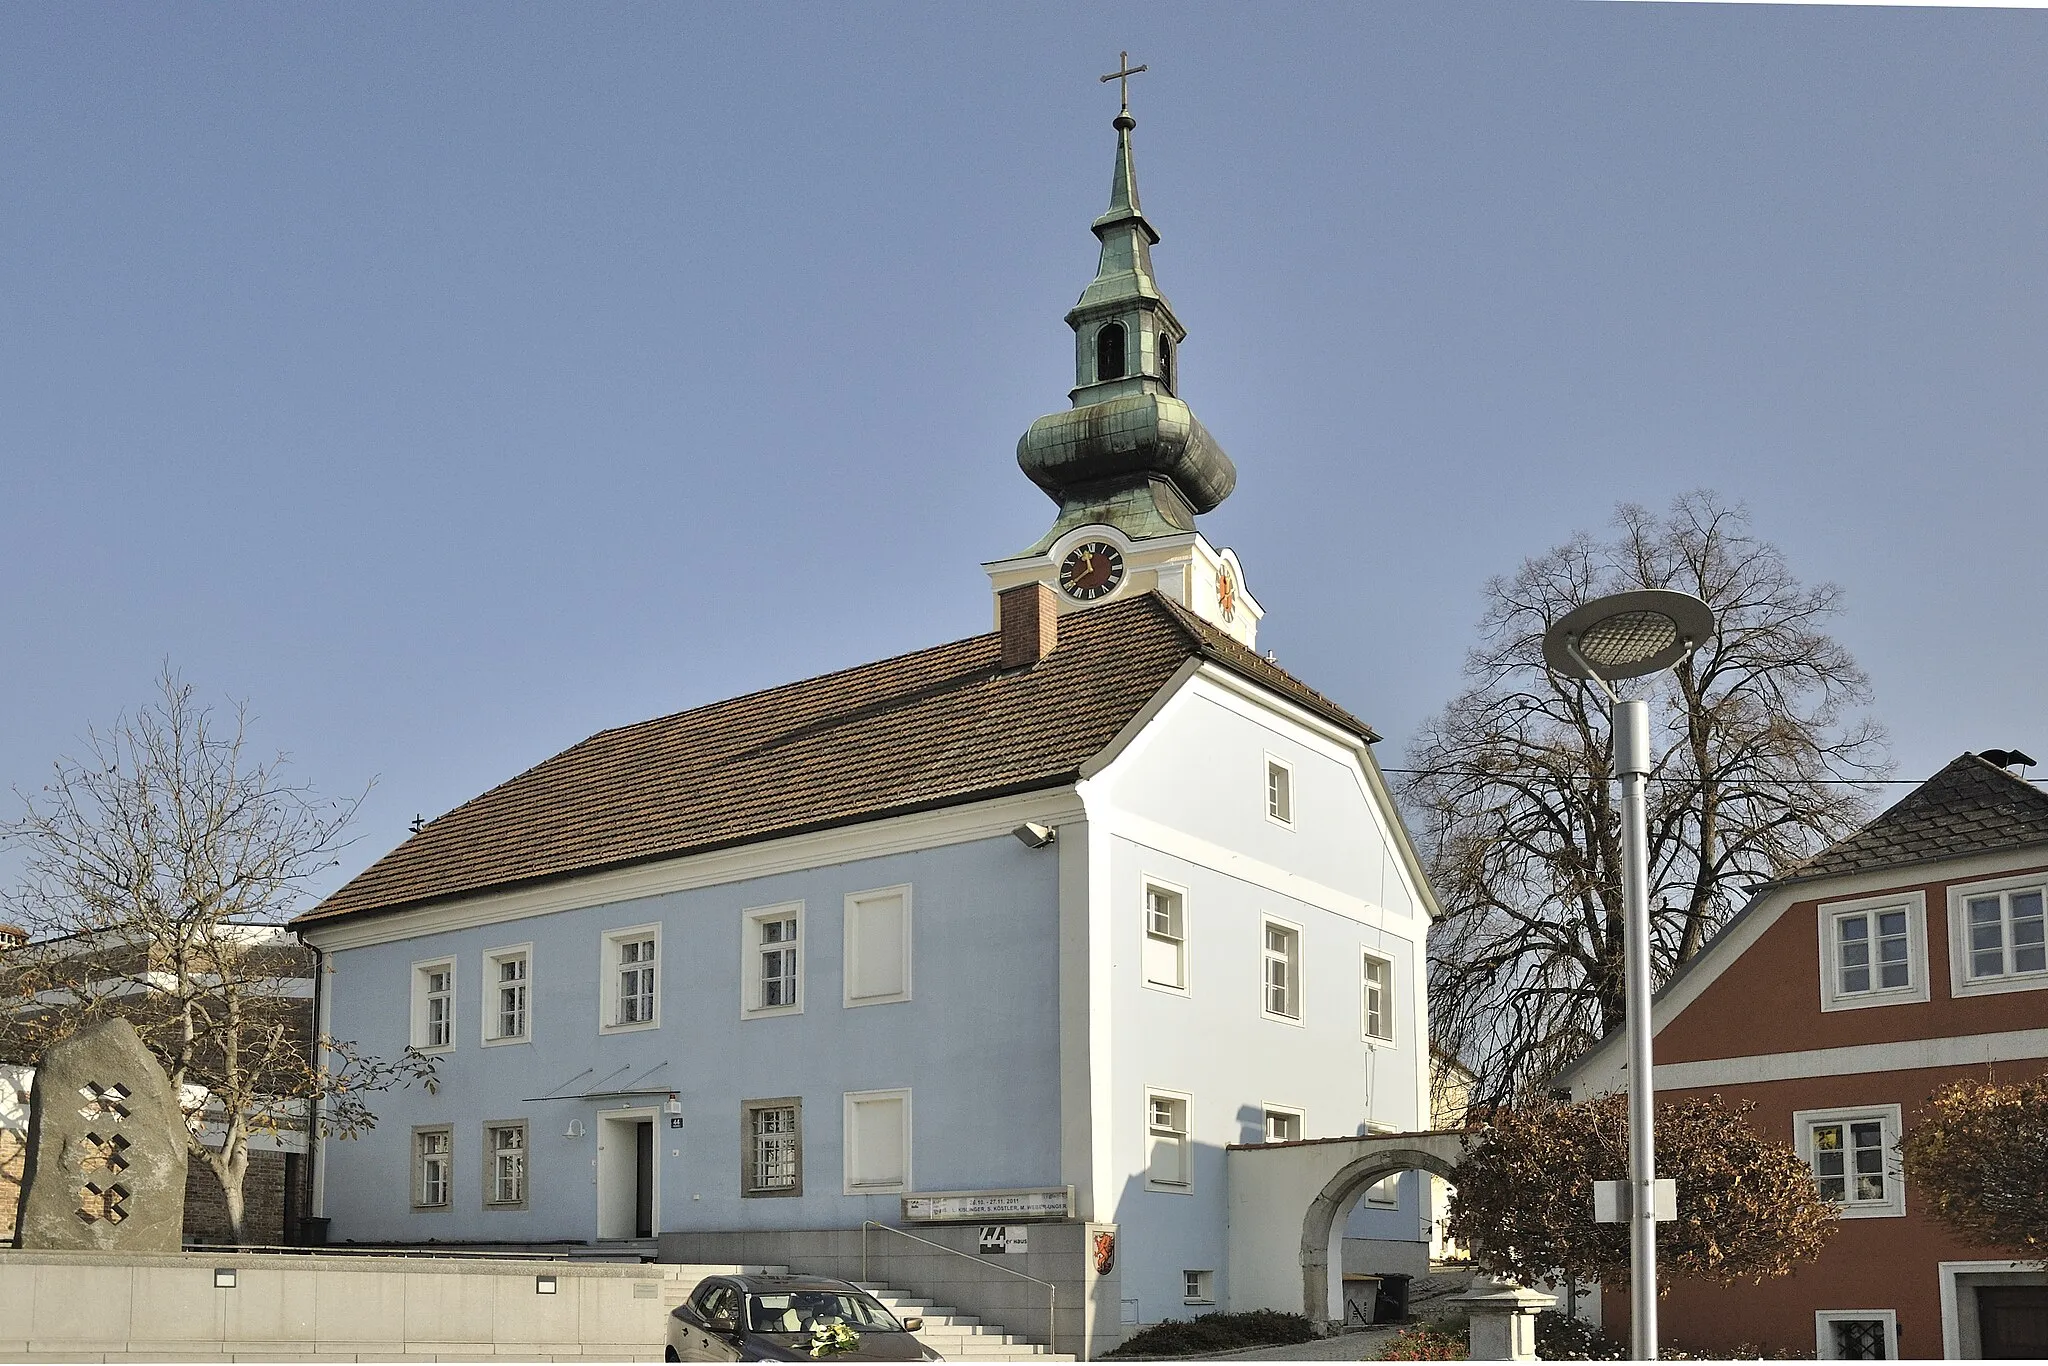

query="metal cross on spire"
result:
[1100,50,1148,111]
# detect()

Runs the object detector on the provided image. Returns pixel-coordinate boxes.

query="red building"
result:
[1559,752,2048,1360]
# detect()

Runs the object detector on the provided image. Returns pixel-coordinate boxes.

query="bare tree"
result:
[1,667,435,1243]
[1406,493,1889,1109]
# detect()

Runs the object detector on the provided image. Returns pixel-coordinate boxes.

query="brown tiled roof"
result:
[1789,752,2048,880]
[294,593,1376,928]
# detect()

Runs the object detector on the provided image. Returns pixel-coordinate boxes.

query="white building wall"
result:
[1084,671,1430,1324]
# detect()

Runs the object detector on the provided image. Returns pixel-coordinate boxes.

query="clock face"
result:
[1059,542,1125,601]
[1216,564,1237,622]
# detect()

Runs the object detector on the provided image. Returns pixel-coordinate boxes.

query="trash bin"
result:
[298,1216,331,1246]
[1373,1273,1413,1324]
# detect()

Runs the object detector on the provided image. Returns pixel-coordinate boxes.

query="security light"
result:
[1011,822,1057,849]
[214,1268,236,1289]
[1542,589,1716,685]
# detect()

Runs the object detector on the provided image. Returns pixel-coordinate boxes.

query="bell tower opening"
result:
[1096,322,1128,382]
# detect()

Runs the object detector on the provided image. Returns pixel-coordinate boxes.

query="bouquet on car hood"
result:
[809,1322,860,1357]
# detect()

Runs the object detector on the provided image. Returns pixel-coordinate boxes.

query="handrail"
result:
[861,1221,1058,1356]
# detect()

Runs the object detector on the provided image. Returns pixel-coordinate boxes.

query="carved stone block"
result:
[12,1016,187,1251]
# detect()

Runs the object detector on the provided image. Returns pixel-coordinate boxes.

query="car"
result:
[667,1273,945,1362]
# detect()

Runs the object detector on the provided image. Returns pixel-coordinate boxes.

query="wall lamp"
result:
[1011,822,1056,849]
[214,1268,236,1289]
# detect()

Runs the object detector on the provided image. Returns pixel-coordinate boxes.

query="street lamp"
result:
[1543,588,1715,1363]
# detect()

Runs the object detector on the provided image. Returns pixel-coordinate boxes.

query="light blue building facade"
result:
[299,94,1440,1355]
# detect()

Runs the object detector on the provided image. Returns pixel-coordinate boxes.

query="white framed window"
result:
[843,1087,912,1195]
[1262,916,1302,1023]
[1948,873,2048,998]
[482,944,531,1044]
[1145,1088,1192,1192]
[742,901,804,1018]
[1263,1105,1302,1144]
[1143,879,1188,993]
[484,1120,527,1208]
[600,923,661,1033]
[743,1097,802,1197]
[1183,1270,1215,1305]
[1818,893,1928,1012]
[410,957,456,1054]
[1816,1309,1897,1360]
[1362,951,1394,1041]
[1265,756,1294,827]
[413,1125,452,1210]
[1796,1105,1905,1219]
[1365,1173,1401,1207]
[843,885,912,1008]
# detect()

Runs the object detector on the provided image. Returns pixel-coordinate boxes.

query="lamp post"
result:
[1542,588,1715,1363]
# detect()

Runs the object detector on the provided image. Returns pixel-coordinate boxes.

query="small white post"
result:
[1451,1275,1556,1362]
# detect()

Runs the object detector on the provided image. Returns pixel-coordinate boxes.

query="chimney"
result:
[999,582,1059,669]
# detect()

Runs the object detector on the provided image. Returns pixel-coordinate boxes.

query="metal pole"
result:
[1614,698,1658,1360]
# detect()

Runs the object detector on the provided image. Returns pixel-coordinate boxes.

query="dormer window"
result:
[1096,322,1127,381]
[1158,335,1173,392]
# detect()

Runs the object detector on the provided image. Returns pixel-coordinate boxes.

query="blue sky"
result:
[4,3,2044,899]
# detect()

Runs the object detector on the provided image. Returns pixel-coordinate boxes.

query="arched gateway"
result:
[1225,1130,1471,1327]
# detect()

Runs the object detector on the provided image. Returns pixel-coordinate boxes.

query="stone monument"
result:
[12,1016,187,1251]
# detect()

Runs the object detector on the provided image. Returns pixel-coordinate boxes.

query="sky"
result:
[3,3,2045,905]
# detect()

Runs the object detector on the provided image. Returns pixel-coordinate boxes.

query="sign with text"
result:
[901,1187,1075,1223]
[977,1225,1028,1255]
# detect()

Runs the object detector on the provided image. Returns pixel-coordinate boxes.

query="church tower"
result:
[984,66,1263,648]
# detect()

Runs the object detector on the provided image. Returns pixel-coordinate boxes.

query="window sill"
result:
[844,992,913,1009]
[1819,984,1927,1013]
[1142,979,1190,998]
[1830,1201,1906,1220]
[481,1035,531,1048]
[1145,1182,1195,1196]
[742,1004,804,1021]
[412,1043,456,1056]
[1261,1010,1305,1028]
[742,1186,804,1199]
[599,1019,661,1036]
[1952,970,2048,999]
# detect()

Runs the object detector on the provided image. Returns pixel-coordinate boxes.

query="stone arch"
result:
[1300,1144,1463,1327]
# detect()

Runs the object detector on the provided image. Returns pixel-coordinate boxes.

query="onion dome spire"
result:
[1014,64,1236,552]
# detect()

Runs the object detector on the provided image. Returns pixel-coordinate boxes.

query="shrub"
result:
[1103,1309,1316,1357]
[1379,1323,1469,1360]
[1901,1076,2048,1257]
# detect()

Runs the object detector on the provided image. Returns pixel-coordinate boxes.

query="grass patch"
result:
[1104,1309,1318,1357]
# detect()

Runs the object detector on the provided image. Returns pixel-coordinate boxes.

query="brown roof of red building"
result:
[293,593,1376,929]
[1787,752,2048,880]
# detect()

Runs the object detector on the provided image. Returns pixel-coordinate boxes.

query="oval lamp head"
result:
[1542,589,1716,682]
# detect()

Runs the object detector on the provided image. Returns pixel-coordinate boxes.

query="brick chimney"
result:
[999,582,1059,669]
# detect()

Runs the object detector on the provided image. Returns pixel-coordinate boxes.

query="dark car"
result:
[667,1273,943,1362]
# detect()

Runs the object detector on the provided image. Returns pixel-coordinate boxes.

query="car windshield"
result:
[746,1290,903,1334]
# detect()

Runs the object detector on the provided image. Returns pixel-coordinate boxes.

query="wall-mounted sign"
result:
[901,1187,1075,1223]
[976,1225,1028,1255]
[668,1116,685,1129]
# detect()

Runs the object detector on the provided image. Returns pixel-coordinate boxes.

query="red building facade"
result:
[1560,754,2048,1359]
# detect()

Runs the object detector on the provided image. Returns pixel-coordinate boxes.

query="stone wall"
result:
[0,1249,671,1360]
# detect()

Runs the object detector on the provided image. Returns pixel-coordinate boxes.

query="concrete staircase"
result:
[656,1266,1071,1361]
[855,1282,1074,1361]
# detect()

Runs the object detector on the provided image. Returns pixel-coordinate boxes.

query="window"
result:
[1819,893,1927,1012]
[843,1088,912,1195]
[1266,758,1293,826]
[413,1126,452,1209]
[1264,1106,1301,1143]
[1365,1174,1401,1207]
[600,924,661,1032]
[1947,874,2048,999]
[1262,917,1302,1022]
[1363,952,1393,1041]
[743,1098,802,1197]
[1096,321,1126,381]
[1143,881,1187,992]
[1796,1105,1905,1219]
[844,885,912,1007]
[742,902,804,1017]
[695,1283,742,1333]
[1182,1270,1214,1305]
[1816,1310,1897,1360]
[483,946,530,1044]
[1158,336,1174,393]
[484,1121,526,1208]
[411,958,456,1053]
[1967,887,2045,981]
[1146,1090,1192,1191]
